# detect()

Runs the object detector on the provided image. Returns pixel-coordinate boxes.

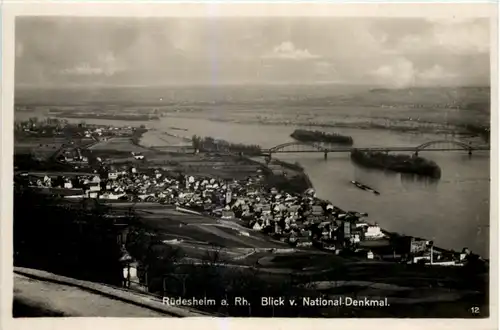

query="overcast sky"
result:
[15,16,490,88]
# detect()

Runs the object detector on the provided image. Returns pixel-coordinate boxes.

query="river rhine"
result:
[17,112,490,257]
[150,115,490,257]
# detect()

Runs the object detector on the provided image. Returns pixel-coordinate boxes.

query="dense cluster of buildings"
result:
[82,126,135,138]
[15,118,136,140]
[14,119,475,267]
[16,158,470,266]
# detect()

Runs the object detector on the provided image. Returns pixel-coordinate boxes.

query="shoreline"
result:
[138,128,314,194]
[135,128,478,260]
[51,113,160,122]
[164,115,488,142]
[15,108,488,142]
[25,119,480,259]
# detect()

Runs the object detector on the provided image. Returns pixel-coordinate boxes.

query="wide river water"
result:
[16,112,491,257]
[150,115,490,257]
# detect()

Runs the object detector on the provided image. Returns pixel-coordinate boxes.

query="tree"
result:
[192,135,201,151]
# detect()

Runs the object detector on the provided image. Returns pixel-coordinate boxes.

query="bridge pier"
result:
[414,151,419,157]
[324,151,328,160]
[468,150,472,156]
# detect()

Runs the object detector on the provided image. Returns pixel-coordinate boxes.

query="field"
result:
[113,203,487,317]
[14,84,490,317]
[14,137,67,160]
[140,130,191,148]
[89,137,150,153]
[132,151,264,179]
[132,207,286,250]
[15,85,490,146]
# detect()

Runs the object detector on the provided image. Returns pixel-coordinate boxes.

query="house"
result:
[88,191,99,199]
[410,238,429,254]
[260,204,272,215]
[100,192,125,200]
[252,221,263,231]
[311,205,324,216]
[43,175,51,185]
[88,182,101,192]
[108,172,119,180]
[412,255,431,264]
[365,225,385,239]
[221,210,235,219]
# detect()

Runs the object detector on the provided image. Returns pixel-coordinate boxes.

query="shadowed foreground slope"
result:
[14,268,207,317]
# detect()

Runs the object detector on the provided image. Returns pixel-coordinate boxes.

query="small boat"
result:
[169,126,188,131]
[351,180,380,195]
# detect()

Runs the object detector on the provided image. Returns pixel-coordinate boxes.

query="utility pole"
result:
[127,263,131,288]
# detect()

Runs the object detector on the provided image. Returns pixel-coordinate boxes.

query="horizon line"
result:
[15,82,491,90]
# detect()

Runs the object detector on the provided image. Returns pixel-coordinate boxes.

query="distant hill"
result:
[14,84,490,112]
[358,87,490,111]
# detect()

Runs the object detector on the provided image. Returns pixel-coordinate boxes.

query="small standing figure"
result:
[122,264,130,288]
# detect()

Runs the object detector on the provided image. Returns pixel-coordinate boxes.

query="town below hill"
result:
[13,118,489,317]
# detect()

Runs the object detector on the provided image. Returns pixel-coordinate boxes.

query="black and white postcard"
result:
[1,2,497,330]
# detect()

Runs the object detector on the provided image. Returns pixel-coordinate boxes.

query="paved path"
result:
[15,274,168,317]
[14,267,209,317]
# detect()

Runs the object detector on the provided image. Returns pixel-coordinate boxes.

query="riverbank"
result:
[14,168,488,317]
[137,129,313,194]
[194,116,488,142]
[132,122,487,257]
[135,129,478,262]
[56,113,160,121]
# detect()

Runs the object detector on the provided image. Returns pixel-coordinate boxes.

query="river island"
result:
[350,149,442,178]
[13,119,488,318]
[291,129,354,146]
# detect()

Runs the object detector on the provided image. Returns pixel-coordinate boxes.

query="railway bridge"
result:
[261,140,490,160]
